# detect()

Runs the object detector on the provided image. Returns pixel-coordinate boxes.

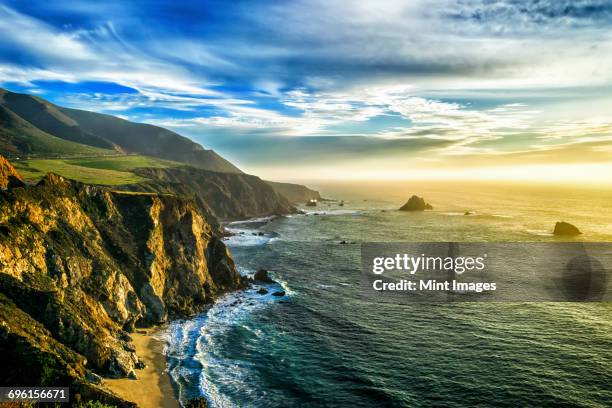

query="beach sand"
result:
[104,329,179,408]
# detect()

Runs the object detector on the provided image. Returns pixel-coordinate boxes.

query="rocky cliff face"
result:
[0,154,24,188]
[124,166,296,220]
[0,160,243,402]
[266,180,321,203]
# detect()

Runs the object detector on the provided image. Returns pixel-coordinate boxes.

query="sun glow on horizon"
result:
[258,162,612,185]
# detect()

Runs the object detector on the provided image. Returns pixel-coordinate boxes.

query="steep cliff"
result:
[266,180,321,203]
[0,160,243,402]
[123,166,296,220]
[0,154,24,188]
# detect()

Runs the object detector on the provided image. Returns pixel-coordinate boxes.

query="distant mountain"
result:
[0,88,241,173]
[59,106,243,173]
[0,99,113,158]
[0,88,321,202]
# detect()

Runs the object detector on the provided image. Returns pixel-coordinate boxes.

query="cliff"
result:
[266,181,321,203]
[0,154,24,188]
[0,159,243,403]
[123,166,296,220]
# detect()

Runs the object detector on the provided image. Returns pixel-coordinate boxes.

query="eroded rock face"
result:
[399,195,433,211]
[554,221,582,236]
[0,155,24,189]
[123,166,297,220]
[0,168,243,385]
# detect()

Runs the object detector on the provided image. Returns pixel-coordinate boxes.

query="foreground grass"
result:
[13,155,180,185]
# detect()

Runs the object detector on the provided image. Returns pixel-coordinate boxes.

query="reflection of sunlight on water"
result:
[167,183,612,407]
[300,209,362,216]
[525,229,554,237]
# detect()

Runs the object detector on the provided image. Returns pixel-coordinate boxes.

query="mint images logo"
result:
[361,243,612,303]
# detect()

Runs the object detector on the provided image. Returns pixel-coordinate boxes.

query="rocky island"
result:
[553,221,582,236]
[399,195,433,211]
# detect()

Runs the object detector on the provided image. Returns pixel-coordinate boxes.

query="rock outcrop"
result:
[253,269,274,283]
[0,159,244,402]
[554,221,582,236]
[399,195,433,211]
[0,154,24,189]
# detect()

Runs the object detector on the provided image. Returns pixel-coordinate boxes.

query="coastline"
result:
[104,328,179,408]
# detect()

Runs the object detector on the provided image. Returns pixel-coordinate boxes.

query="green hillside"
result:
[0,104,115,158]
[0,88,242,174]
[13,155,181,185]
[0,90,116,150]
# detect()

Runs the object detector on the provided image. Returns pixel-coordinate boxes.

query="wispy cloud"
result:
[0,0,611,176]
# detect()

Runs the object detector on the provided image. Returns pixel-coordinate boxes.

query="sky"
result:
[0,0,611,182]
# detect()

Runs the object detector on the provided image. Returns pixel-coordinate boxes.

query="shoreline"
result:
[103,215,275,408]
[104,328,180,408]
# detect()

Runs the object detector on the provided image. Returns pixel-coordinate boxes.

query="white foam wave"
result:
[166,271,293,407]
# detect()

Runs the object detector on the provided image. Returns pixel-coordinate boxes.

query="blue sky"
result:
[0,0,611,181]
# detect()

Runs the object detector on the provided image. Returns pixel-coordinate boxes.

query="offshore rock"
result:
[554,221,582,236]
[399,195,433,212]
[254,269,274,283]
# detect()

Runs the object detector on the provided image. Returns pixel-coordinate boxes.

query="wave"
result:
[166,268,293,407]
[224,231,278,247]
[224,215,282,247]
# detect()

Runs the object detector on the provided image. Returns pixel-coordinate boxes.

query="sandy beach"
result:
[104,329,179,408]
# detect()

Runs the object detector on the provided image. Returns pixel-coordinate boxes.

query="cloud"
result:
[0,0,611,177]
[0,5,241,104]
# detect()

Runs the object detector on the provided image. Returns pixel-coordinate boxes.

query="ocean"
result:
[165,181,612,407]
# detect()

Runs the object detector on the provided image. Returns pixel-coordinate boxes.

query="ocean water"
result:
[166,182,612,407]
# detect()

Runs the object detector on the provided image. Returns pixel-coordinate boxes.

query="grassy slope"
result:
[13,155,181,185]
[0,105,115,158]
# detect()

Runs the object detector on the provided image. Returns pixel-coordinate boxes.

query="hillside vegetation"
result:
[13,155,180,185]
[0,88,242,173]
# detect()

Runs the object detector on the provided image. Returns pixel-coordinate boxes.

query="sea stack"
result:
[399,195,433,211]
[254,269,275,283]
[553,221,582,236]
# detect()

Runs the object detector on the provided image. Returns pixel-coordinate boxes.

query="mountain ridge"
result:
[0,88,241,173]
[0,88,320,204]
